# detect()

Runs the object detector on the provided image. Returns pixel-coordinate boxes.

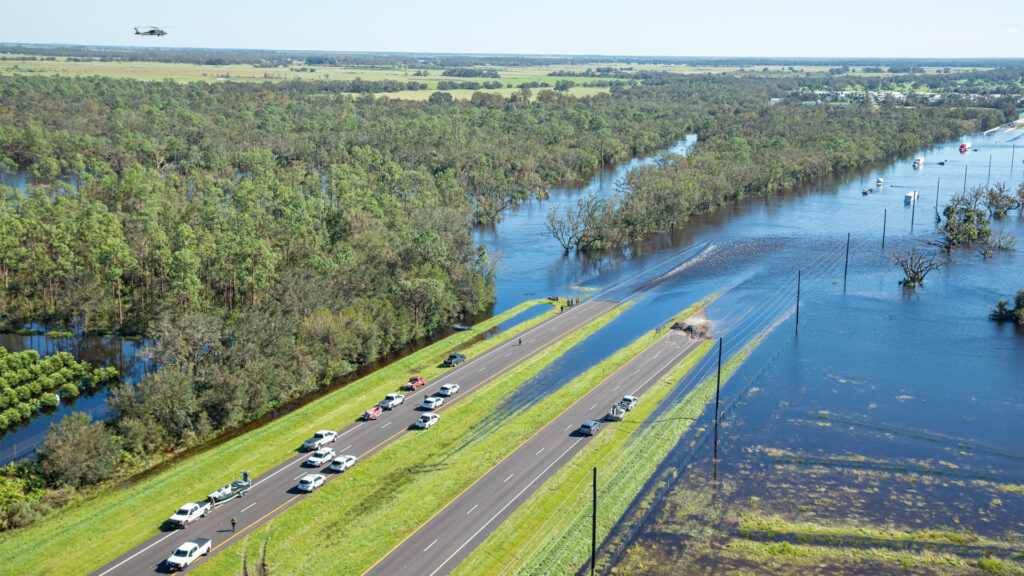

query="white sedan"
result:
[306,447,335,467]
[438,383,460,396]
[330,454,357,472]
[415,413,440,429]
[297,474,326,492]
[421,396,444,410]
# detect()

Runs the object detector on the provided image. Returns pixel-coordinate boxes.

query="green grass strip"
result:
[195,300,632,576]
[0,299,560,576]
[457,329,760,576]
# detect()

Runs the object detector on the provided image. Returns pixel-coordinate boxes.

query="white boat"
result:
[913,156,924,168]
[876,177,884,186]
[904,190,918,204]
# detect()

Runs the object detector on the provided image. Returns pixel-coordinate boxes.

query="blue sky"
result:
[1,0,1021,58]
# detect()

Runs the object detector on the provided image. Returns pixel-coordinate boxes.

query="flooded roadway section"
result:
[595,135,1024,574]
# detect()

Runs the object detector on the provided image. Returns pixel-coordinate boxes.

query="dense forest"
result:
[0,67,1017,529]
[547,85,1010,251]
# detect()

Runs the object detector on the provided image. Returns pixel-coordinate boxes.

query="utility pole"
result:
[911,193,917,232]
[1012,145,1017,183]
[881,209,887,250]
[935,178,940,216]
[795,270,801,334]
[987,154,992,186]
[963,163,969,193]
[591,466,597,576]
[713,338,723,480]
[843,233,850,291]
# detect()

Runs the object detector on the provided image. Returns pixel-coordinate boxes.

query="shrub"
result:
[16,402,32,420]
[40,412,119,487]
[2,407,20,425]
[58,382,79,399]
[0,413,8,430]
[39,393,59,409]
[15,385,30,401]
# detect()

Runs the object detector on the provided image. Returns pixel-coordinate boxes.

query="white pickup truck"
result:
[168,501,212,529]
[165,537,211,570]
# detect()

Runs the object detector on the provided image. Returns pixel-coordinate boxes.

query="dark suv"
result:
[443,353,466,367]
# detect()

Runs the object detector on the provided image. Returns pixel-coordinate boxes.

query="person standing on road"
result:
[518,338,522,346]
[231,517,237,532]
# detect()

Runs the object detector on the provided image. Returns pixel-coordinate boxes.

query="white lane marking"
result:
[253,454,307,487]
[536,447,545,456]
[338,426,357,437]
[590,403,598,410]
[428,438,584,576]
[564,424,573,432]
[612,385,620,391]
[504,473,514,483]
[424,539,438,552]
[467,504,479,515]
[294,472,307,480]
[629,344,693,397]
[633,369,641,374]
[505,352,512,357]
[241,502,257,513]
[380,422,392,429]
[478,366,487,372]
[342,444,352,451]
[96,531,176,576]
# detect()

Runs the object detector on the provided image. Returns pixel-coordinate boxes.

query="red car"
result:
[402,376,426,391]
[362,405,383,421]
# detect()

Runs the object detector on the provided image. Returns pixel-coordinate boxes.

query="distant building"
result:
[769,97,783,105]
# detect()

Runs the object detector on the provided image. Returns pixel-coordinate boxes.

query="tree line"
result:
[547,89,1007,251]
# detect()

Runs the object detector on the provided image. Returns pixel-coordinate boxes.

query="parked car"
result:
[168,501,211,529]
[379,393,405,410]
[303,430,337,451]
[330,454,357,473]
[362,405,383,420]
[306,447,335,467]
[415,413,440,429]
[165,538,211,571]
[620,395,638,411]
[443,353,467,367]
[402,376,426,391]
[579,419,601,436]
[421,396,444,410]
[438,383,460,396]
[297,474,326,492]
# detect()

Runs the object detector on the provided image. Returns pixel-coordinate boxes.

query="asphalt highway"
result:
[362,329,703,576]
[89,299,618,576]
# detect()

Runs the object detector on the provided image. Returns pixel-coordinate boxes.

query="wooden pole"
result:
[843,233,850,291]
[987,154,992,186]
[963,163,968,193]
[591,466,597,576]
[796,270,801,334]
[911,192,917,231]
[882,209,887,250]
[935,178,940,215]
[1011,145,1017,182]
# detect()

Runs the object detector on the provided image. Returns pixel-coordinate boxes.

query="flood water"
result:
[576,135,1024,573]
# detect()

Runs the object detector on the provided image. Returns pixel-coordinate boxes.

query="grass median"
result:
[455,325,761,576]
[195,300,632,575]
[0,299,560,576]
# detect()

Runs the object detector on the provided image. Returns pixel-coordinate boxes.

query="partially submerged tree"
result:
[989,289,1024,325]
[891,246,947,287]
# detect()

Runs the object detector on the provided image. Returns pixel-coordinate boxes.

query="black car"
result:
[443,353,466,367]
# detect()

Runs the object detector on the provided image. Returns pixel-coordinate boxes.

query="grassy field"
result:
[194,300,633,575]
[452,299,753,576]
[0,58,618,99]
[0,298,569,576]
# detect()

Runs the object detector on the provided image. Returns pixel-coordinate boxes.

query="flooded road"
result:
[583,135,1024,574]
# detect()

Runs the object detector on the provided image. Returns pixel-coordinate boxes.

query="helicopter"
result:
[134,26,167,37]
